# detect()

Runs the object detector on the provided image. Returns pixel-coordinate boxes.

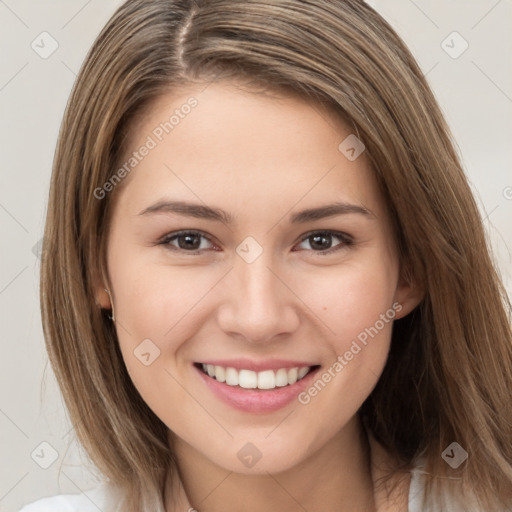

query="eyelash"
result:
[158,230,354,256]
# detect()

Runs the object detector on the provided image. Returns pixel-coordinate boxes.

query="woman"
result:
[22,0,512,510]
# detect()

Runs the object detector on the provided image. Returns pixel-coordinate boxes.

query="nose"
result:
[216,252,300,344]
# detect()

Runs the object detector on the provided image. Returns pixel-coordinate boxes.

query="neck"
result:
[165,415,383,512]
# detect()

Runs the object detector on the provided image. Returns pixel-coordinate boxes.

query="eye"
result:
[158,229,353,256]
[294,230,353,255]
[159,230,217,253]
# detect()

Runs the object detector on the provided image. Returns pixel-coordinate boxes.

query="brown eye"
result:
[160,231,215,253]
[175,233,202,250]
[295,231,353,255]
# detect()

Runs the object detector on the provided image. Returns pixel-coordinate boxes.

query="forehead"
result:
[112,81,384,220]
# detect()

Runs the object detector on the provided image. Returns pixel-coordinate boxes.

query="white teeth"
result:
[258,370,276,389]
[298,366,309,379]
[287,367,298,385]
[225,367,239,386]
[214,365,226,383]
[200,364,314,389]
[275,369,288,387]
[239,369,258,389]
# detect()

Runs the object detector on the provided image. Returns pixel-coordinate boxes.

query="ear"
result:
[91,266,113,310]
[95,287,112,309]
[393,274,424,320]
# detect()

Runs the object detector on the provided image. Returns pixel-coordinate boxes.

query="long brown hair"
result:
[40,0,512,510]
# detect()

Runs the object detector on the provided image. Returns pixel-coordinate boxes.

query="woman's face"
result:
[97,81,418,474]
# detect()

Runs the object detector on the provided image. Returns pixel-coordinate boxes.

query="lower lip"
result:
[194,365,320,413]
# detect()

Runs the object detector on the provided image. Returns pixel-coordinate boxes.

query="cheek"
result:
[293,252,399,420]
[108,245,223,390]
[300,256,397,340]
[108,235,214,336]
[295,252,399,397]
[108,254,210,430]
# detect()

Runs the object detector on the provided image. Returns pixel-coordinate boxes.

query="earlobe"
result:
[95,287,112,309]
[393,277,424,320]
[94,286,116,322]
[91,267,113,309]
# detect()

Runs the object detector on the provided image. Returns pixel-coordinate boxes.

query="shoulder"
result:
[408,459,488,512]
[365,427,482,512]
[18,482,118,512]
[407,462,428,512]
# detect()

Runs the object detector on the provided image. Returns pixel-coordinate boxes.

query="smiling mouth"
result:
[195,363,320,390]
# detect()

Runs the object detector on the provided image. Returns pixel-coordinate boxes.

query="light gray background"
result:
[1,1,511,510]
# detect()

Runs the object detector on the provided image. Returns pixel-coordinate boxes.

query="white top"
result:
[18,482,122,512]
[17,467,456,512]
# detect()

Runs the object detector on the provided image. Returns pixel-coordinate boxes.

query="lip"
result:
[194,363,321,413]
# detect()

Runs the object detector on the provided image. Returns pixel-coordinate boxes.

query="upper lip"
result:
[196,358,319,372]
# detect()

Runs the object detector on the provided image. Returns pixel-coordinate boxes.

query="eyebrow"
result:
[137,200,373,224]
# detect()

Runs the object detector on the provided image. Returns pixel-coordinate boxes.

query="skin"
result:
[95,81,421,511]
